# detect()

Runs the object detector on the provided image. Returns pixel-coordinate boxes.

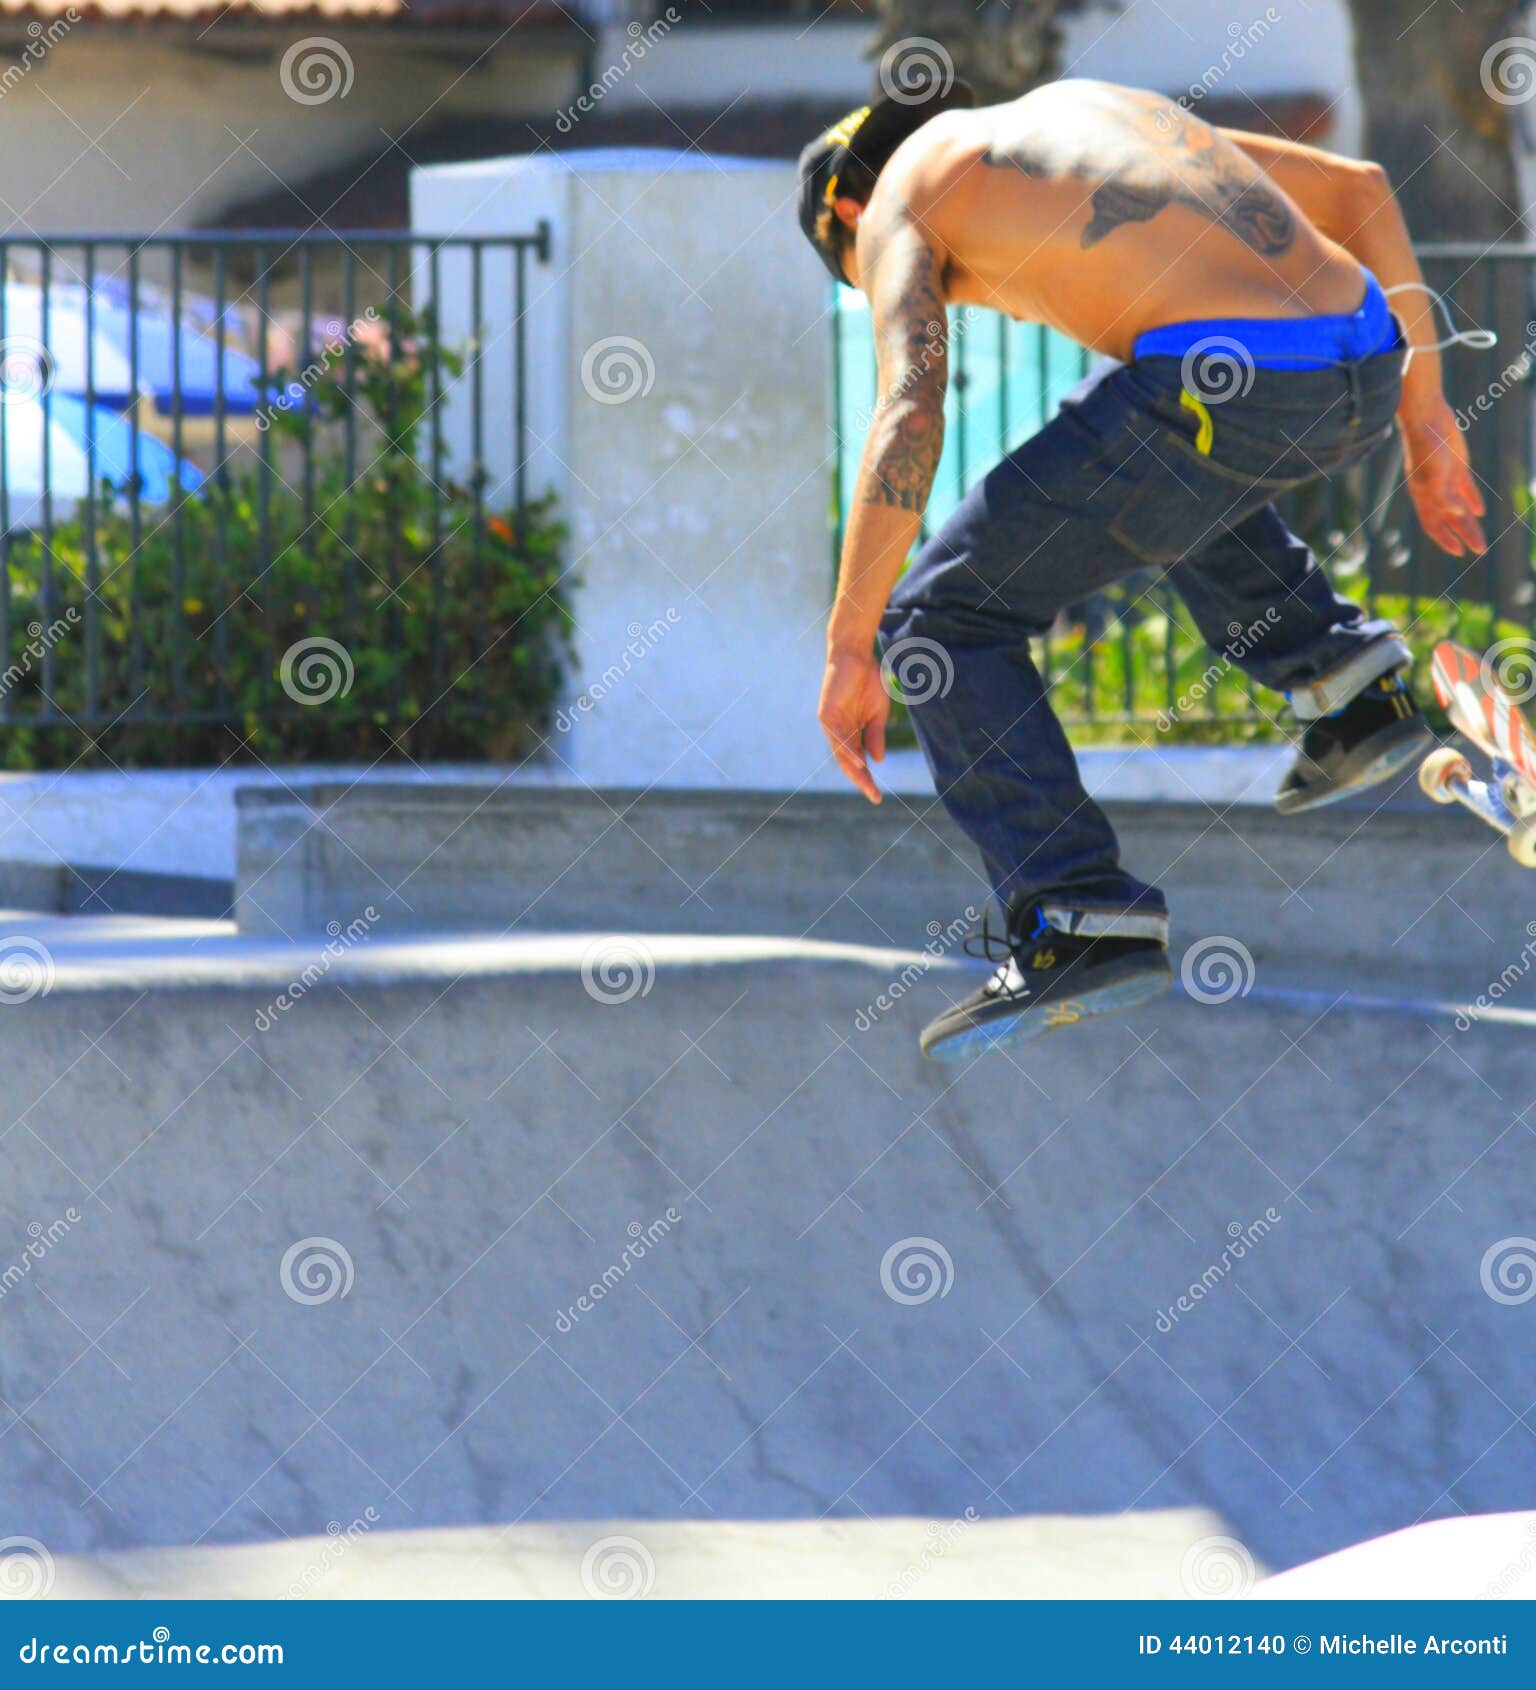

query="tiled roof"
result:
[0,0,569,20]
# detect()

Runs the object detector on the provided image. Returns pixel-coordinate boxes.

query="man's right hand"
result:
[1402,397,1487,557]
[818,648,890,805]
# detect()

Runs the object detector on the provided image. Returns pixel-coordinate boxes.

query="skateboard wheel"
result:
[1419,746,1471,804]
[1509,816,1536,869]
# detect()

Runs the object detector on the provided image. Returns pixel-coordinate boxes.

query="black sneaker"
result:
[919,909,1174,1062]
[1275,669,1434,815]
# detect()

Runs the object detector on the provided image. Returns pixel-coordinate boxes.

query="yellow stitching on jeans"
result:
[1179,388,1214,455]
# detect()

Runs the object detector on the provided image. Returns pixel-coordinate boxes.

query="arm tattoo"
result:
[987,96,1295,259]
[858,214,948,512]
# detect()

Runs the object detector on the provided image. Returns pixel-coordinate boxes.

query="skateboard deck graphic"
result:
[1420,640,1536,865]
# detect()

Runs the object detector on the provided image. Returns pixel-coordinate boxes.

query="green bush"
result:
[0,307,570,768]
[885,475,1535,750]
[1031,587,1533,746]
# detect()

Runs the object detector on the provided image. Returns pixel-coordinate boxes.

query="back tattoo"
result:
[985,95,1295,258]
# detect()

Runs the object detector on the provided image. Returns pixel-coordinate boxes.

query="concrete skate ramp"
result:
[1253,1512,1536,1599]
[39,1510,1228,1599]
[3,925,1535,1574]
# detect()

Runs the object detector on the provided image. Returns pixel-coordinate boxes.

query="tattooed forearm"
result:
[857,213,948,512]
[864,399,944,510]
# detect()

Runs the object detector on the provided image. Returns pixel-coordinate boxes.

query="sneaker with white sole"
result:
[1275,668,1434,815]
[920,908,1173,1062]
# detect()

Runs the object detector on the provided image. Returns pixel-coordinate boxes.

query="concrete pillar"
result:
[411,150,835,788]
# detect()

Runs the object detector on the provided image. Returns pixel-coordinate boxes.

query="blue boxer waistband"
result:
[1131,270,1400,371]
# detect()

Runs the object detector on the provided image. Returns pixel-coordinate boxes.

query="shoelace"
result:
[962,907,1051,998]
[961,907,1016,966]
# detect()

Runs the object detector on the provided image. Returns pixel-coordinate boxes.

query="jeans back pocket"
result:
[1107,430,1302,566]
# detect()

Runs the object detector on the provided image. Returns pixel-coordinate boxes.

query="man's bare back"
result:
[860,80,1365,359]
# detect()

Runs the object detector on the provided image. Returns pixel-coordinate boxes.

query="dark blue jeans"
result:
[880,347,1408,942]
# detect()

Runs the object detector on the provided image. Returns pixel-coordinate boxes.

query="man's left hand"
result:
[1402,399,1487,557]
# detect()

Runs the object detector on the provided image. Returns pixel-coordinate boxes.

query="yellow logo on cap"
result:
[822,105,871,150]
[819,105,872,209]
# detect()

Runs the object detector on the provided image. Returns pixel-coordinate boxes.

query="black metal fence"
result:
[832,244,1536,735]
[0,228,551,744]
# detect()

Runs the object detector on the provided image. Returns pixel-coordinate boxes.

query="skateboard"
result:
[1419,640,1536,866]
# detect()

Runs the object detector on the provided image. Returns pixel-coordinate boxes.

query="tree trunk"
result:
[869,0,1071,105]
[1348,1,1529,614]
[1347,0,1522,238]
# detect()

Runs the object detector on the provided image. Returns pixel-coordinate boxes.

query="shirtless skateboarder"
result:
[799,76,1487,1061]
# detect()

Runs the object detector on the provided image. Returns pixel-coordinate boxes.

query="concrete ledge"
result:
[0,859,70,910]
[0,748,1302,889]
[0,764,524,884]
[234,776,1528,1003]
[0,860,231,919]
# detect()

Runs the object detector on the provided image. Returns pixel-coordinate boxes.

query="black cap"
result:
[797,76,976,285]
